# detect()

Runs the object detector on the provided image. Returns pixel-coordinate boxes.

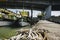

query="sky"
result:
[7,9,60,17]
[51,11,60,16]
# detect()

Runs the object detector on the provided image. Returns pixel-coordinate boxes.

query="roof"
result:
[0,0,60,11]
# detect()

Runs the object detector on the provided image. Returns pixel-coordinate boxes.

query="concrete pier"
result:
[44,5,52,19]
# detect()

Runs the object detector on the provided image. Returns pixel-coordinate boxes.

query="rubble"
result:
[8,28,50,40]
[7,20,60,40]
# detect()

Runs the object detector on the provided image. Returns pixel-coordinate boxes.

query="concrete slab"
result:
[33,20,60,39]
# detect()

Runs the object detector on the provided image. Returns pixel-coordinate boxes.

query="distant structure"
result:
[0,0,60,19]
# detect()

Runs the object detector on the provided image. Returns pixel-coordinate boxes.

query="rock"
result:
[7,20,60,40]
[43,32,60,40]
[19,22,30,26]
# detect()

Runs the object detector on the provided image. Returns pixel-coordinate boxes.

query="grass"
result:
[0,26,31,39]
[0,27,17,39]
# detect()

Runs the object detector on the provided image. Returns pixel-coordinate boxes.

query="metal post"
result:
[31,8,33,19]
[31,7,33,25]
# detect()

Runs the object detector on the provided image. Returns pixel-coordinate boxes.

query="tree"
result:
[37,12,45,20]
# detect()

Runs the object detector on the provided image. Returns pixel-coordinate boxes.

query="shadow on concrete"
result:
[0,21,23,29]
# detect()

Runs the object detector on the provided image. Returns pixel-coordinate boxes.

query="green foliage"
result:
[37,12,45,20]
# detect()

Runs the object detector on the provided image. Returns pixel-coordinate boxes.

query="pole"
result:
[31,6,33,25]
[31,8,33,19]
